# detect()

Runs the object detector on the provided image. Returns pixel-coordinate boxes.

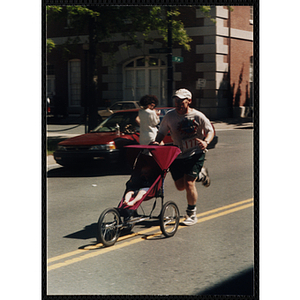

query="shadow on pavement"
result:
[63,222,136,241]
[236,126,253,130]
[64,223,98,240]
[212,117,253,129]
[47,137,69,153]
[47,164,132,178]
[197,267,254,296]
[214,117,253,125]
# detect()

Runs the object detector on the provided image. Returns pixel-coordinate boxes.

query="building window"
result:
[68,59,81,107]
[46,64,55,97]
[47,76,55,97]
[47,64,55,76]
[249,56,253,107]
[123,56,167,105]
[249,56,253,83]
[65,11,74,29]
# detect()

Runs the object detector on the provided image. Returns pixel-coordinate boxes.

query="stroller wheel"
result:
[97,208,121,247]
[160,201,180,238]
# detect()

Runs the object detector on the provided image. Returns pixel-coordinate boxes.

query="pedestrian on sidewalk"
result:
[136,95,160,145]
[152,88,214,225]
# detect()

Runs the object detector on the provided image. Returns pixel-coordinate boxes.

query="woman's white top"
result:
[138,108,160,145]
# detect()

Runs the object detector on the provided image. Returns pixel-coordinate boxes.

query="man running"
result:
[152,88,214,225]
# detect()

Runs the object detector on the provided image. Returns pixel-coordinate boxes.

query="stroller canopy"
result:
[125,145,181,171]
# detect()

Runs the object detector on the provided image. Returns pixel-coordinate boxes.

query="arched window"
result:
[123,56,167,106]
[68,59,81,107]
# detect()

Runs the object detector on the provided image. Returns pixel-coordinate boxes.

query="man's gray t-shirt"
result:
[158,108,214,158]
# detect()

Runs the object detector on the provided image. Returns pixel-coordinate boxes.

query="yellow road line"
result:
[48,227,159,264]
[83,227,157,251]
[48,238,142,271]
[48,250,84,263]
[196,198,253,218]
[47,198,253,271]
[145,201,253,239]
[197,203,253,224]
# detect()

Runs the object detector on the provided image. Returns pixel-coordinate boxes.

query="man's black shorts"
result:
[169,152,205,182]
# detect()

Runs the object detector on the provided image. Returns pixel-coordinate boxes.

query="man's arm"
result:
[151,112,170,145]
[196,131,214,150]
[151,132,165,145]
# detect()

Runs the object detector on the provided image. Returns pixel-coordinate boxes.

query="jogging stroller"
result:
[97,145,181,247]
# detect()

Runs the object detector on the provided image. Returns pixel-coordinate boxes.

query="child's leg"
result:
[126,188,148,206]
[123,191,134,205]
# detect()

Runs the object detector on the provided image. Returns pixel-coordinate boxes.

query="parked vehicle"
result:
[98,101,140,121]
[47,97,56,116]
[47,98,51,115]
[53,108,218,168]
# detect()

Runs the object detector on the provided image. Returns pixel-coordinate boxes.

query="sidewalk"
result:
[47,154,56,166]
[211,117,253,131]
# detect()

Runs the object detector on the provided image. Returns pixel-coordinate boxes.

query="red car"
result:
[54,108,218,167]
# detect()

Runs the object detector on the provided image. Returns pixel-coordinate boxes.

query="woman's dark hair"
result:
[139,95,158,107]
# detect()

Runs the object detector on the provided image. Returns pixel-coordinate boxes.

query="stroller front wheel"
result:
[97,208,121,247]
[160,201,180,237]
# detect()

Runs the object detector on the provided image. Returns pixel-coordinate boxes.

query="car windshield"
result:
[109,102,138,110]
[109,103,123,110]
[93,111,139,133]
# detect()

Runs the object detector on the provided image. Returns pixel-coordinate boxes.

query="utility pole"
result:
[167,6,173,107]
[87,16,98,132]
[227,7,233,118]
[83,43,89,133]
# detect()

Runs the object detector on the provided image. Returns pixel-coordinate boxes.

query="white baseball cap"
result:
[173,88,192,99]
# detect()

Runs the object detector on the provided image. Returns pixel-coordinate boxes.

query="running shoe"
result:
[196,167,210,187]
[182,208,198,226]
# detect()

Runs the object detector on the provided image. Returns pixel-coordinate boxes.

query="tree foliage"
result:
[46,5,219,57]
[46,6,201,53]
[46,38,55,53]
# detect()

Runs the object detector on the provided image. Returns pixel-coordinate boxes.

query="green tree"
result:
[47,6,196,51]
[46,38,55,53]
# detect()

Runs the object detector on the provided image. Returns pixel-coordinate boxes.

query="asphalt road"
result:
[46,128,255,296]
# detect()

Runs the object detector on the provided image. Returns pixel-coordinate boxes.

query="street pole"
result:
[167,6,173,107]
[87,16,97,132]
[228,7,233,118]
[83,44,89,134]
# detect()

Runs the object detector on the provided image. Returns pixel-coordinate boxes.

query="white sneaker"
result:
[182,208,198,226]
[196,167,210,187]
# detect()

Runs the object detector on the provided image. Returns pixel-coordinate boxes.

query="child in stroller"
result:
[97,145,181,247]
[123,165,156,207]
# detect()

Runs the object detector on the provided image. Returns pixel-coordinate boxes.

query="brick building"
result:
[46,6,253,120]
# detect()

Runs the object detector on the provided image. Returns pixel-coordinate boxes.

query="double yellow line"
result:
[47,198,253,271]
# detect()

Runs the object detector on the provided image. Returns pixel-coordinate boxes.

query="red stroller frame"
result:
[97,145,181,247]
